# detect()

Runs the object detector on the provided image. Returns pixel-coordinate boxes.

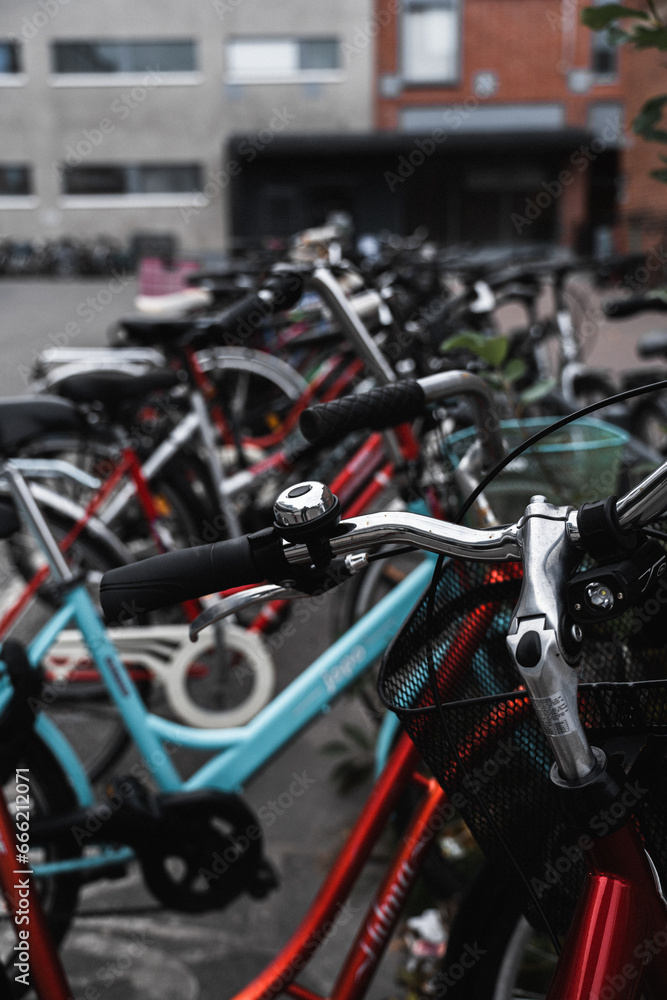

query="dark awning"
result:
[227,127,593,159]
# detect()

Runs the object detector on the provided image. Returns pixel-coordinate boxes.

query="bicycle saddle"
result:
[119,315,195,345]
[0,396,84,456]
[53,369,180,407]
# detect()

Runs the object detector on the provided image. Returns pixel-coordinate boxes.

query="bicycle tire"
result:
[199,346,309,449]
[0,733,82,997]
[433,860,557,999]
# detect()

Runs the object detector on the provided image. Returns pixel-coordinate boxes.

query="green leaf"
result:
[607,25,631,43]
[581,4,649,29]
[502,358,527,383]
[631,25,667,49]
[633,94,667,143]
[519,377,559,406]
[440,331,509,368]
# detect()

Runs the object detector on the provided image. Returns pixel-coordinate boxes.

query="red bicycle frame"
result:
[0,785,71,999]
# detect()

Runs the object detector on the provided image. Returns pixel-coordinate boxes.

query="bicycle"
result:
[0,368,506,994]
[95,375,667,999]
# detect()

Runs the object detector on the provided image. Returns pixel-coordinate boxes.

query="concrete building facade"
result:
[0,0,373,253]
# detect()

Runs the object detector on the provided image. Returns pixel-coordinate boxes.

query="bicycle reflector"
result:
[567,541,667,623]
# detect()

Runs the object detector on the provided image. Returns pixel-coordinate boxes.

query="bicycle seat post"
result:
[1,461,74,585]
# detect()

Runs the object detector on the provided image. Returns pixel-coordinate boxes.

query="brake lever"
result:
[189,583,309,641]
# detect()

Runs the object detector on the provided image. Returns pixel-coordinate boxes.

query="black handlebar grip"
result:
[100,535,260,623]
[603,295,667,318]
[207,271,304,339]
[300,380,426,446]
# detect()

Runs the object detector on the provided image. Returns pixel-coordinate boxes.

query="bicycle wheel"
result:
[0,734,82,997]
[13,429,218,558]
[433,861,558,999]
[199,346,308,449]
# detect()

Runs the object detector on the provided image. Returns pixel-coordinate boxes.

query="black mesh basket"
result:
[378,557,667,932]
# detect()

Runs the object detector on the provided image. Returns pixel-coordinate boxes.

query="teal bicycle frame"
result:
[0,463,436,879]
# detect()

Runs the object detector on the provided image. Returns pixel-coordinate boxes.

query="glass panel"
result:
[0,41,21,73]
[136,165,201,193]
[0,166,31,196]
[403,3,459,83]
[63,166,126,194]
[591,35,617,75]
[591,0,618,76]
[299,39,338,70]
[126,42,195,72]
[53,41,195,74]
[227,39,295,79]
[54,43,119,73]
[62,164,201,195]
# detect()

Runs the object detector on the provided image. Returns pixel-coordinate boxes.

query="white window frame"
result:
[225,37,344,85]
[402,0,461,86]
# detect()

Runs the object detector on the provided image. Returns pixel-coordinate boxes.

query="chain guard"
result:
[134,788,278,913]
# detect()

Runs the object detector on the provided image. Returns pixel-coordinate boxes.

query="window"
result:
[0,40,21,74]
[0,166,31,196]
[591,30,618,77]
[402,0,460,85]
[226,37,340,82]
[62,164,201,196]
[52,40,196,74]
[590,0,618,77]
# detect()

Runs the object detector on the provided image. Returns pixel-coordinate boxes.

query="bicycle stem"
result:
[506,496,596,781]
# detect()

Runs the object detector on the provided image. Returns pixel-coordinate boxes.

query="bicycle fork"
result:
[506,495,667,1000]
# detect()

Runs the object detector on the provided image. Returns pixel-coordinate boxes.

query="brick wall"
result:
[375,0,667,251]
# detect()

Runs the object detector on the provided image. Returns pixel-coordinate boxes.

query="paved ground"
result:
[0,272,663,999]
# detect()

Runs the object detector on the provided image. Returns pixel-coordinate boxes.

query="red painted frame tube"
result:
[0,784,71,999]
[331,777,447,1000]
[547,823,667,999]
[231,732,423,1000]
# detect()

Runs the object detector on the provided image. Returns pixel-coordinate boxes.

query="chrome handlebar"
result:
[193,454,667,782]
